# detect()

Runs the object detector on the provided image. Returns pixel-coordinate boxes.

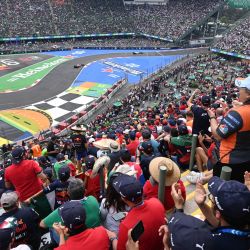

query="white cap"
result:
[88,138,95,143]
[235,77,250,90]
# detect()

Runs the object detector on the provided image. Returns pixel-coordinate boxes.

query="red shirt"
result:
[55,226,109,250]
[143,180,186,211]
[126,140,140,156]
[85,170,100,200]
[5,160,43,201]
[117,198,165,250]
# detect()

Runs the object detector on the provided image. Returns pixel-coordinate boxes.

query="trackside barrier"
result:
[220,166,232,181]
[189,134,198,170]
[158,166,167,205]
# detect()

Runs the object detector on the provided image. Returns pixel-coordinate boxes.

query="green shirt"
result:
[170,134,192,147]
[43,196,100,228]
[54,160,73,179]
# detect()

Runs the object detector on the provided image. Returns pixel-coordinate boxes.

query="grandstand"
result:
[0,1,249,249]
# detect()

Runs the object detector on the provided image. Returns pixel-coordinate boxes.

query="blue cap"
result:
[168,212,213,250]
[58,165,70,181]
[140,141,153,154]
[85,155,95,170]
[11,147,25,164]
[178,124,188,135]
[112,174,142,202]
[59,201,86,234]
[208,176,250,221]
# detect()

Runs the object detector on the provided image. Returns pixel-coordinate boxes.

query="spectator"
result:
[208,77,250,182]
[99,173,129,235]
[47,136,60,164]
[52,201,109,250]
[112,174,165,250]
[187,89,211,136]
[70,125,88,172]
[53,153,76,178]
[195,176,250,249]
[143,157,186,211]
[0,191,41,250]
[107,141,121,173]
[4,147,50,218]
[40,178,100,229]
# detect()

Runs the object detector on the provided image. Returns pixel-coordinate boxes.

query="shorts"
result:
[76,151,87,161]
[213,161,250,183]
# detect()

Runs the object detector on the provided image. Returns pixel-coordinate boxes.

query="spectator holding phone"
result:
[208,77,250,182]
[100,173,129,235]
[112,174,165,250]
[187,89,211,136]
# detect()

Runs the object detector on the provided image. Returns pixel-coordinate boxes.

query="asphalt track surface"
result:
[0,48,206,110]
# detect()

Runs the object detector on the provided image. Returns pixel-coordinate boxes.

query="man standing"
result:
[70,125,88,172]
[208,77,250,182]
[187,89,211,135]
[5,147,48,203]
[47,136,60,164]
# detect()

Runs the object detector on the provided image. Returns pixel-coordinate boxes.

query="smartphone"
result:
[112,212,126,221]
[131,220,144,242]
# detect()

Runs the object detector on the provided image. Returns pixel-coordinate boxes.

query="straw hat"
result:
[92,156,110,177]
[109,141,120,152]
[149,157,180,186]
[93,138,116,150]
[71,125,87,132]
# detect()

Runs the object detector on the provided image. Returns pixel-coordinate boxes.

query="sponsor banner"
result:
[0,56,71,92]
[211,48,250,60]
[104,61,143,75]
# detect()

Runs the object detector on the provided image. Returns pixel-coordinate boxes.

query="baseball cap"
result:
[208,176,250,222]
[1,191,18,208]
[129,131,136,140]
[44,167,53,179]
[11,147,25,164]
[88,138,95,143]
[58,166,70,182]
[38,156,47,164]
[201,95,211,106]
[163,125,171,133]
[56,153,65,161]
[168,212,213,250]
[85,155,95,170]
[59,201,86,235]
[235,77,250,90]
[168,119,176,127]
[178,124,188,135]
[112,174,142,202]
[140,141,153,154]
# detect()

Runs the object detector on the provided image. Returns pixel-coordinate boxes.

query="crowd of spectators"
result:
[0,37,170,53]
[214,15,250,56]
[0,0,223,39]
[0,53,249,249]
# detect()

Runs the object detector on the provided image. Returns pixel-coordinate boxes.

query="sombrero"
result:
[93,138,116,150]
[70,125,87,132]
[149,157,180,186]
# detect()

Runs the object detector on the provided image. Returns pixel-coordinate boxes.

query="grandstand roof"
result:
[226,0,250,9]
